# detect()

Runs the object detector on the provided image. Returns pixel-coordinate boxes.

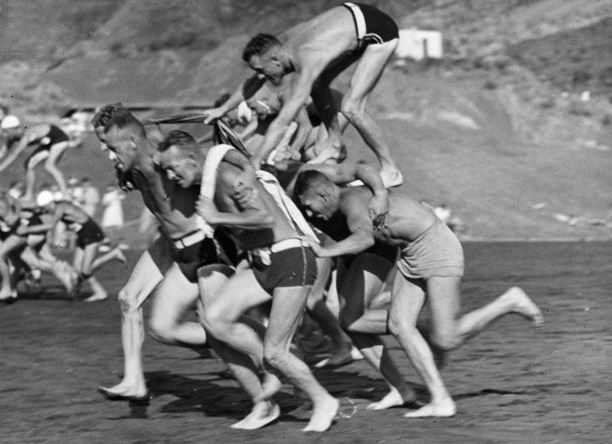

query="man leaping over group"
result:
[203,2,403,187]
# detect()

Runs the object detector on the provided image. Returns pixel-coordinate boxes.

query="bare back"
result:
[339,187,438,245]
[214,162,300,250]
[281,6,358,75]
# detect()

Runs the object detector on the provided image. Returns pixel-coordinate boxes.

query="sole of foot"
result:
[380,169,403,188]
[506,287,544,328]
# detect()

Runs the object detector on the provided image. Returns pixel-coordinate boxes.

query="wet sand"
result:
[1,241,610,443]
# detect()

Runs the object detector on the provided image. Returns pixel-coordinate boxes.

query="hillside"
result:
[1,0,612,239]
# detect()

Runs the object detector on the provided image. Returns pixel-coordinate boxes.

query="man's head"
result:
[243,33,286,85]
[91,103,128,147]
[103,111,147,172]
[294,170,340,221]
[155,130,203,188]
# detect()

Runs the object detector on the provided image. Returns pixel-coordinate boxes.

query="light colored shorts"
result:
[396,219,464,280]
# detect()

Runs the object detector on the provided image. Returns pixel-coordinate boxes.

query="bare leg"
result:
[342,39,402,187]
[200,261,281,430]
[307,257,352,367]
[263,285,338,432]
[387,274,455,418]
[0,235,25,298]
[98,239,170,399]
[147,263,204,346]
[44,143,70,197]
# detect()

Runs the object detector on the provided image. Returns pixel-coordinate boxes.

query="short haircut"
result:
[104,110,146,138]
[293,169,331,197]
[91,102,128,129]
[157,130,197,153]
[242,33,281,62]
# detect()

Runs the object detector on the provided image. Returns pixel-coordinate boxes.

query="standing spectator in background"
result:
[80,177,100,219]
[101,184,125,229]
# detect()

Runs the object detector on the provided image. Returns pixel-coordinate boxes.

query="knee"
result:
[340,97,364,123]
[430,331,461,352]
[43,161,57,173]
[147,316,173,343]
[263,344,288,370]
[201,308,227,339]
[387,313,415,338]
[117,288,139,313]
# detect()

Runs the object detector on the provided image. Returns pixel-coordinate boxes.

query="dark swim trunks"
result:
[248,238,317,295]
[343,2,399,48]
[23,125,70,169]
[170,231,221,283]
[75,218,105,248]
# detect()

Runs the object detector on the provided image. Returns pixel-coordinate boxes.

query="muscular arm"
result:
[204,75,266,124]
[312,193,375,258]
[197,167,274,230]
[251,68,319,167]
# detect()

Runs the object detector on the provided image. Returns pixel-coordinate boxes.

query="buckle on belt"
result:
[173,231,205,249]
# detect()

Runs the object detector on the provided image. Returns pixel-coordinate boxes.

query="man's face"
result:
[155,145,201,188]
[298,186,338,221]
[103,126,138,172]
[248,53,284,85]
[94,126,108,151]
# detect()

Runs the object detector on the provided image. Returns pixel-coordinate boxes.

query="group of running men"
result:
[5,3,544,433]
[0,106,126,303]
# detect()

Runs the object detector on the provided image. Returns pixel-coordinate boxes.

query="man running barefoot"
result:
[294,170,544,418]
[203,3,403,187]
[17,196,126,302]
[95,109,233,401]
[0,193,77,301]
[156,138,339,432]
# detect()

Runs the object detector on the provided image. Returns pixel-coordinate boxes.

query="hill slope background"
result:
[1,0,612,239]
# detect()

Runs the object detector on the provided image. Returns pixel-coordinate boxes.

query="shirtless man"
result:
[203,3,403,187]
[0,193,76,301]
[294,170,544,418]
[156,138,339,432]
[95,109,232,401]
[244,79,349,166]
[0,115,86,201]
[18,197,126,302]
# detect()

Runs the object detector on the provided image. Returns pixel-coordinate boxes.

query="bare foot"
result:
[380,169,403,188]
[230,402,280,430]
[314,346,353,369]
[306,145,347,165]
[253,372,282,403]
[0,289,17,303]
[98,382,148,401]
[303,396,339,432]
[366,387,417,410]
[404,398,456,418]
[84,292,108,302]
[505,287,544,328]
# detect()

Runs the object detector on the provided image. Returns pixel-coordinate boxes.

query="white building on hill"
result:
[395,29,443,61]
